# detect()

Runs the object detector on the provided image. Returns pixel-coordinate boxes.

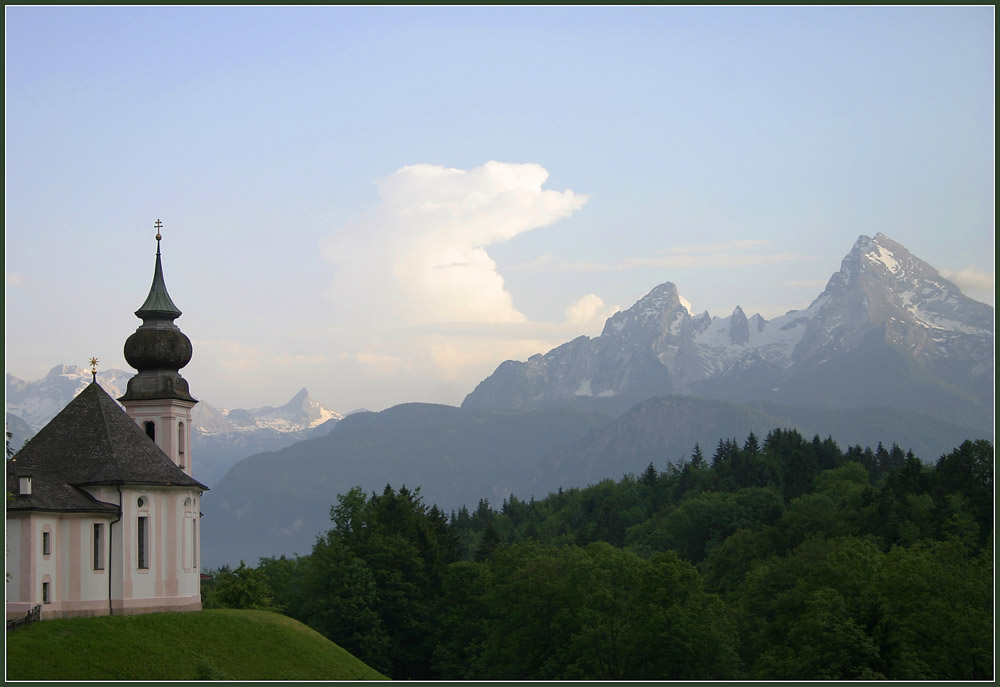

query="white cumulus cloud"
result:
[677,295,694,315]
[565,294,620,327]
[940,267,995,303]
[322,161,588,325]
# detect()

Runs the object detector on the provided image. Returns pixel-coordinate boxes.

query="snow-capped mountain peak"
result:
[601,281,689,338]
[463,233,993,430]
[196,388,342,434]
[5,365,132,432]
[794,233,994,368]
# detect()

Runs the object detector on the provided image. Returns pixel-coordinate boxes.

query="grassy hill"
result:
[5,608,388,681]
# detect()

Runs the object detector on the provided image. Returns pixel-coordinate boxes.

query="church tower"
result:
[119,222,197,476]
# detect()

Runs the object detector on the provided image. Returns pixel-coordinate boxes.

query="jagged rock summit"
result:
[463,233,994,431]
[795,233,993,380]
[198,387,342,434]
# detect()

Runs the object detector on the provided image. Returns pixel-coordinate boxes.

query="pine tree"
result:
[691,443,705,467]
[475,524,501,562]
[641,462,658,485]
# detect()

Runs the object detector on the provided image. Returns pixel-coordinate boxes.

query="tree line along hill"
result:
[200,429,994,681]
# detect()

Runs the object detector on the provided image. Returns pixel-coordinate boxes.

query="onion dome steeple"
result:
[119,222,196,403]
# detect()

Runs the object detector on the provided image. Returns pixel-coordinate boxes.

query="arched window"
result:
[144,421,155,442]
[137,495,150,571]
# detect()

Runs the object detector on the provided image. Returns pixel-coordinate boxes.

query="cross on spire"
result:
[154,219,163,241]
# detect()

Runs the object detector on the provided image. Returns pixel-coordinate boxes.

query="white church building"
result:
[6,229,207,619]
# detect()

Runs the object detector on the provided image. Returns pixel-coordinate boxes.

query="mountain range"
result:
[197,233,993,567]
[5,366,342,486]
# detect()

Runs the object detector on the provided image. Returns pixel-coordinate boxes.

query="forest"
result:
[201,430,994,680]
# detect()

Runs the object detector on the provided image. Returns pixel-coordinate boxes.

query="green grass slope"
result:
[5,608,388,681]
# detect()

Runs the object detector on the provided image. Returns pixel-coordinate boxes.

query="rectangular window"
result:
[137,516,149,570]
[42,531,51,556]
[192,518,197,570]
[42,581,50,604]
[93,523,105,570]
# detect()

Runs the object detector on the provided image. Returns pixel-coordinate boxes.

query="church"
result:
[6,226,207,619]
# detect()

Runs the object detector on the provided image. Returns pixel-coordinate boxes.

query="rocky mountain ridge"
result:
[463,233,994,431]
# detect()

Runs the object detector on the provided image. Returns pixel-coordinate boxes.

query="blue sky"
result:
[5,6,994,413]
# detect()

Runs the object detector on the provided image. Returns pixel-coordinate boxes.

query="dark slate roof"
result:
[7,382,205,512]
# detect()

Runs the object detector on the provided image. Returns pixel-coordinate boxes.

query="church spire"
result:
[119,222,195,403]
[135,220,182,320]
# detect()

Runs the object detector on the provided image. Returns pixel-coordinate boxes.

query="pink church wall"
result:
[123,400,196,477]
[6,486,203,621]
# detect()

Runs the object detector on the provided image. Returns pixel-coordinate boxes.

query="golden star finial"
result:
[89,357,99,382]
